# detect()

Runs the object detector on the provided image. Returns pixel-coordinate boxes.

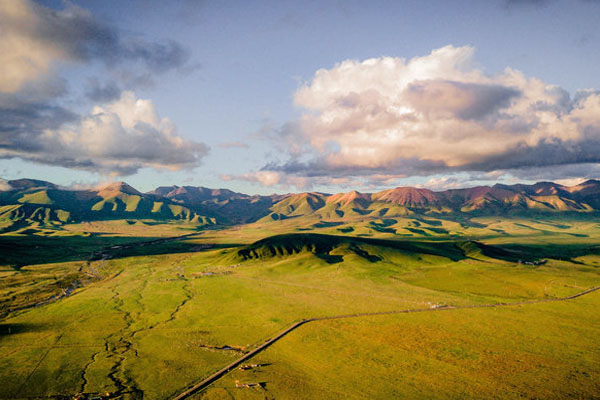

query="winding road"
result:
[171,284,600,400]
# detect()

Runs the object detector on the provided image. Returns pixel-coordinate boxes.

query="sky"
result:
[1,0,600,194]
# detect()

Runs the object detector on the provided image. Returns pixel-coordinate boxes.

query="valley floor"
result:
[1,218,600,399]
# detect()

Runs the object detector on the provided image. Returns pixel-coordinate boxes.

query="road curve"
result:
[171,284,600,400]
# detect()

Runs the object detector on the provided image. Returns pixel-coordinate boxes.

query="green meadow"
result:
[1,216,599,399]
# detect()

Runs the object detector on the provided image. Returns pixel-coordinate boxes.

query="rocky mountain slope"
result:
[0,178,598,233]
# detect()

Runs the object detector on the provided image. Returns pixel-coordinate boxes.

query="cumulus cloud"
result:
[255,45,600,187]
[85,78,122,103]
[0,91,209,175]
[0,1,204,177]
[0,178,12,191]
[223,171,284,187]
[498,163,600,183]
[404,80,521,120]
[0,0,190,93]
[416,177,465,191]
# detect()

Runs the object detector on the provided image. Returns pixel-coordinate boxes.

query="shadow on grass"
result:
[99,241,243,261]
[0,234,243,270]
[482,242,600,264]
[237,233,600,266]
[0,323,47,336]
[3,231,599,271]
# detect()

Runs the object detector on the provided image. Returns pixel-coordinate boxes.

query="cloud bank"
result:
[0,0,207,176]
[0,91,208,175]
[0,0,189,94]
[0,179,11,191]
[250,45,600,188]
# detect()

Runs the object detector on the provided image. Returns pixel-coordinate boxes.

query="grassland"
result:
[0,216,599,399]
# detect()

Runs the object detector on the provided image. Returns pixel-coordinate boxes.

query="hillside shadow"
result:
[236,232,600,266]
[98,241,243,261]
[237,233,467,263]
[3,231,598,271]
[482,242,600,264]
[0,234,243,270]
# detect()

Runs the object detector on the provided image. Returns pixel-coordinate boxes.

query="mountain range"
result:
[1,178,599,233]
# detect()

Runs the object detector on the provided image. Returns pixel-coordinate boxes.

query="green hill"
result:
[236,233,470,263]
[0,180,216,233]
[1,178,599,235]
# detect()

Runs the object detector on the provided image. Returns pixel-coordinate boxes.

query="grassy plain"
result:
[0,216,599,399]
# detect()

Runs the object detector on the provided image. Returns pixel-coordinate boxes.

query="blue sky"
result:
[2,0,600,193]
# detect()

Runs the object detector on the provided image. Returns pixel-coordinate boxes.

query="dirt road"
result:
[171,284,600,400]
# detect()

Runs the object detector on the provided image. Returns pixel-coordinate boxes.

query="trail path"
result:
[171,284,600,400]
[1,232,203,320]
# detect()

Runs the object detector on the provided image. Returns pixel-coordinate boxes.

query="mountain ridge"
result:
[0,178,599,233]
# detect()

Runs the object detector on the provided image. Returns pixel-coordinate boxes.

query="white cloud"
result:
[0,0,189,93]
[554,177,587,187]
[262,45,600,185]
[417,177,464,191]
[222,171,283,187]
[0,178,12,191]
[0,0,62,92]
[1,91,209,175]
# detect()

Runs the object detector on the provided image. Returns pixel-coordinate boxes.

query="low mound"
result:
[236,233,468,263]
